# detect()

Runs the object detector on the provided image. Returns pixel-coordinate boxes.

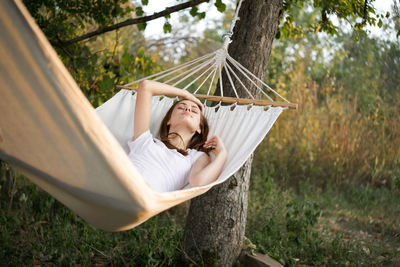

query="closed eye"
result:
[177,103,200,114]
[191,105,200,113]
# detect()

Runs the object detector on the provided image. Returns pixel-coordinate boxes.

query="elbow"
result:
[189,176,204,188]
[137,80,149,92]
[138,80,157,94]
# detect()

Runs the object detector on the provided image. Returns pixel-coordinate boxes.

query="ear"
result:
[167,120,171,126]
[196,126,201,134]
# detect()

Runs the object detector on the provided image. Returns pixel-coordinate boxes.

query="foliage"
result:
[330,32,400,111]
[258,61,400,187]
[24,0,133,43]
[23,0,227,46]
[21,0,230,107]
[25,0,166,107]
[279,0,392,40]
[22,0,394,108]
[268,4,400,112]
[256,2,400,189]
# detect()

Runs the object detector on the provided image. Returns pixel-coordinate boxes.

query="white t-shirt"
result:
[127,130,205,193]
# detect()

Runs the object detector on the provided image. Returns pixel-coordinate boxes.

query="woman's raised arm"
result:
[133,80,203,140]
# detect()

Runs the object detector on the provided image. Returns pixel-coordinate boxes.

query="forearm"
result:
[138,80,189,98]
[190,153,227,187]
[134,80,186,139]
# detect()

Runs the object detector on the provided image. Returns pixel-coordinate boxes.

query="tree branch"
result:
[362,0,368,25]
[57,0,209,47]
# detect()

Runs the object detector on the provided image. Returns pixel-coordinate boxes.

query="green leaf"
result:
[281,24,289,37]
[163,21,172,33]
[137,22,147,31]
[190,7,198,17]
[215,0,226,13]
[98,74,114,91]
[141,0,149,5]
[121,52,131,66]
[135,6,144,17]
[218,3,226,12]
[137,47,145,58]
[377,19,383,28]
[198,12,206,19]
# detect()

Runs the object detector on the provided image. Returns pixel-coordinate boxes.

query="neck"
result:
[167,127,195,150]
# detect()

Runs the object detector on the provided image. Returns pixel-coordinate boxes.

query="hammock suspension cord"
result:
[117,0,298,109]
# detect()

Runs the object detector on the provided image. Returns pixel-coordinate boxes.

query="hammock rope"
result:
[118,0,297,109]
[116,47,298,109]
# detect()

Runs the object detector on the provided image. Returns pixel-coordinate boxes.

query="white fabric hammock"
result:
[0,0,289,231]
[95,90,283,185]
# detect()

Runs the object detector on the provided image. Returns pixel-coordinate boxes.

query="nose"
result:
[184,106,191,112]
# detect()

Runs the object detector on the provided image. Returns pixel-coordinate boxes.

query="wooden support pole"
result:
[116,85,298,109]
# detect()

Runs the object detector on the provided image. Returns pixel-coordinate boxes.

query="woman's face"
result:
[168,100,202,134]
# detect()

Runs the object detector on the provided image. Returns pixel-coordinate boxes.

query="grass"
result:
[2,161,399,266]
[246,174,400,266]
[307,182,400,266]
[0,164,186,266]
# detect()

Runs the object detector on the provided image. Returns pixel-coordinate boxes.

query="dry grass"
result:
[255,63,400,188]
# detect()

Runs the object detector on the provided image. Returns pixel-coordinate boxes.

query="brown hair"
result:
[159,100,210,156]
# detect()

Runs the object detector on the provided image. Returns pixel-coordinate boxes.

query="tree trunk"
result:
[182,1,283,266]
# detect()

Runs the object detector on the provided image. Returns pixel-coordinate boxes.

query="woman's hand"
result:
[189,135,227,187]
[204,136,227,158]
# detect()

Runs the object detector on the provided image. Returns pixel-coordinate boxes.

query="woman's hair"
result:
[159,100,210,156]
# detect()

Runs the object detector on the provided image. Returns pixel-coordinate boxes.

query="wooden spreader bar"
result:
[116,85,298,109]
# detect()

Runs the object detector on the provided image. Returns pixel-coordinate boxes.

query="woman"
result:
[127,80,227,193]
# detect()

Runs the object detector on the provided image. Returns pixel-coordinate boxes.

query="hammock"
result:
[0,0,296,231]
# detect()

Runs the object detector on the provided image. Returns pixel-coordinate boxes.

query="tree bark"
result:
[182,1,283,266]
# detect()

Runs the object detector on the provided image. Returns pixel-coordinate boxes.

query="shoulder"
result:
[127,130,154,151]
[131,129,153,143]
